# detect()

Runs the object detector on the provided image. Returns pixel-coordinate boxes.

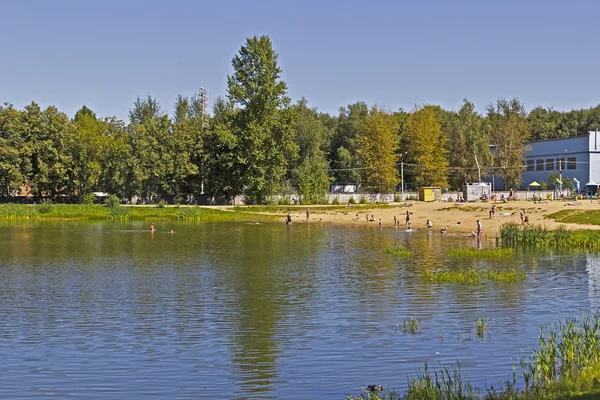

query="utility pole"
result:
[559,158,562,197]
[400,152,407,200]
[200,87,208,131]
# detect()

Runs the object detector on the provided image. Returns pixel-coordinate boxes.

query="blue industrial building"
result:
[493,130,600,192]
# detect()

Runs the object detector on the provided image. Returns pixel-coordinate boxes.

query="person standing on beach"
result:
[286,212,292,225]
[406,210,411,227]
[306,208,310,221]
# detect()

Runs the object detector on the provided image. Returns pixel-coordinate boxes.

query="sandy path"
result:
[278,200,600,236]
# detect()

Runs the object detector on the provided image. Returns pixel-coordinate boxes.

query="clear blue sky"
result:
[1,0,599,121]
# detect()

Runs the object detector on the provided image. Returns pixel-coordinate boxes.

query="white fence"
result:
[231,190,565,205]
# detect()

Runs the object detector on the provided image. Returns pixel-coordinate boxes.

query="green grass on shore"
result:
[0,204,278,222]
[547,209,600,226]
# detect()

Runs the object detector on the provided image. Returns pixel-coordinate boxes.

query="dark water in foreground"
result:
[0,221,597,399]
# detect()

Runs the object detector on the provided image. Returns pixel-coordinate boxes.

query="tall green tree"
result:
[0,103,25,197]
[203,97,241,200]
[330,102,368,184]
[291,99,331,202]
[445,99,491,188]
[358,106,399,192]
[125,96,176,201]
[487,98,530,189]
[404,106,448,187]
[72,106,106,199]
[20,103,76,197]
[171,94,204,196]
[226,35,298,203]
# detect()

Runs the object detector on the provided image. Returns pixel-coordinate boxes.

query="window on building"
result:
[527,160,534,171]
[546,159,554,170]
[557,158,565,171]
[536,160,544,171]
[567,157,576,170]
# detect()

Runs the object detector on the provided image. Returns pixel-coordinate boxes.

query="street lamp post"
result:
[400,152,407,200]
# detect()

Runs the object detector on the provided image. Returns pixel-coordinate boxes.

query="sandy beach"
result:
[280,200,600,236]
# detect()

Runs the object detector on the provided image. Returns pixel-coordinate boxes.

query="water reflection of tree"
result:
[211,223,324,398]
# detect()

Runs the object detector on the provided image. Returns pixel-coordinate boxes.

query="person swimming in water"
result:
[150,223,156,232]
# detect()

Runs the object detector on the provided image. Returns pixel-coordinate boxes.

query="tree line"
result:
[1,35,600,203]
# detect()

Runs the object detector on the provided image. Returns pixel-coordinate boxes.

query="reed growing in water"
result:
[501,223,600,249]
[421,268,526,285]
[384,246,413,257]
[446,248,514,259]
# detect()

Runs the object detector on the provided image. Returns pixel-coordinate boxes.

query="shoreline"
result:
[262,200,600,235]
[1,201,600,235]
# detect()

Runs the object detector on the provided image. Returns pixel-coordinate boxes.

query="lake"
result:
[0,221,596,399]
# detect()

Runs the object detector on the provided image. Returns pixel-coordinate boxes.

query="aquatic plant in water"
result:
[401,317,420,335]
[422,268,526,285]
[476,317,491,340]
[384,246,412,257]
[501,223,600,250]
[421,269,481,285]
[446,248,514,259]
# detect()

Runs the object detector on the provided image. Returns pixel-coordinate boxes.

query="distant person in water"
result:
[170,229,175,234]
[150,223,156,232]
[306,208,310,221]
[476,220,483,237]
[426,219,432,228]
[286,212,292,225]
[406,210,411,227]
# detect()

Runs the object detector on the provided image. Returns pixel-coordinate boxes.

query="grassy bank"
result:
[547,209,600,226]
[0,204,278,222]
[501,223,600,249]
[346,313,600,400]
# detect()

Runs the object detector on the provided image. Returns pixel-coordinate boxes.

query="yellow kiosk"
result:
[418,187,441,202]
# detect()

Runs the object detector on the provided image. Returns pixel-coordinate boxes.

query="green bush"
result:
[359,196,368,204]
[394,193,402,202]
[331,197,340,205]
[38,199,53,214]
[81,193,96,204]
[105,195,121,209]
[348,197,356,205]
[156,199,166,208]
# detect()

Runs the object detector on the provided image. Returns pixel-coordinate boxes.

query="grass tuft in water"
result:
[446,248,514,259]
[486,269,526,283]
[384,246,412,257]
[421,269,482,285]
[476,318,491,340]
[422,268,525,285]
[402,317,420,335]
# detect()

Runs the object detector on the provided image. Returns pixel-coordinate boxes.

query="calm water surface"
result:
[0,221,597,399]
